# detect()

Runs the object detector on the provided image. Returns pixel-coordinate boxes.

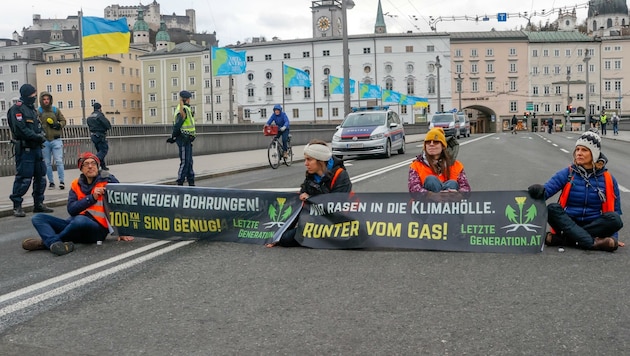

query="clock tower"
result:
[311,0,343,38]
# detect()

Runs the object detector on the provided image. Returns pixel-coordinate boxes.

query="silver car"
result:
[332,107,406,158]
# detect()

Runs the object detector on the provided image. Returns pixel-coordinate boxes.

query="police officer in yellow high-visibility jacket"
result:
[167,90,196,186]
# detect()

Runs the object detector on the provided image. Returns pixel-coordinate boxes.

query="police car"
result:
[332,106,405,158]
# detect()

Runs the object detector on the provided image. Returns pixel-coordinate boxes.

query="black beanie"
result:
[19,84,37,98]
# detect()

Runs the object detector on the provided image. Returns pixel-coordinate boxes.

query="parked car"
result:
[429,112,460,138]
[332,106,405,158]
[458,112,471,137]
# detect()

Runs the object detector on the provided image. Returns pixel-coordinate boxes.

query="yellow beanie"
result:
[425,128,447,147]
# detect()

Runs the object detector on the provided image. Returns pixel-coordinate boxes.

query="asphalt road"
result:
[1,132,629,355]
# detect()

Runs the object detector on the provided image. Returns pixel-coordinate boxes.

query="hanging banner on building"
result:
[104,184,301,245]
[295,191,547,253]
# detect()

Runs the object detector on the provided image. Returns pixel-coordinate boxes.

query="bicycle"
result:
[263,125,293,169]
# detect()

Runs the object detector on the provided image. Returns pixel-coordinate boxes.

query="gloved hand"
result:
[280,126,286,132]
[52,123,61,130]
[527,184,545,200]
[166,137,176,144]
[37,133,46,144]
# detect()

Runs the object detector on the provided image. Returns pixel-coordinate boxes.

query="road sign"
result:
[498,13,507,22]
[526,101,534,111]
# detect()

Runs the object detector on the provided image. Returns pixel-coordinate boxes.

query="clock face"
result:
[317,16,330,32]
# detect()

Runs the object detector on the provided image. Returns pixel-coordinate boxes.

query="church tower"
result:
[587,0,629,36]
[374,0,387,34]
[311,0,343,38]
[133,9,150,44]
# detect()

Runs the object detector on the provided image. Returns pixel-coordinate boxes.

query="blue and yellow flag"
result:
[359,83,381,99]
[329,75,356,94]
[212,47,247,76]
[82,17,130,58]
[382,89,402,103]
[283,64,311,87]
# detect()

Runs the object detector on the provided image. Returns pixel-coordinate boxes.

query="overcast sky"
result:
[3,0,591,45]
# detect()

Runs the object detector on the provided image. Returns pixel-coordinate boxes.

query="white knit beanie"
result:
[303,143,332,162]
[575,131,601,160]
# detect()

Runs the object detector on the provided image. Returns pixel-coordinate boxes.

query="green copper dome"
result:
[133,9,150,32]
[156,22,170,42]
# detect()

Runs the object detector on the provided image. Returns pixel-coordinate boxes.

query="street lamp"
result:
[456,73,463,111]
[583,49,591,128]
[566,68,571,131]
[342,0,355,118]
[436,56,442,112]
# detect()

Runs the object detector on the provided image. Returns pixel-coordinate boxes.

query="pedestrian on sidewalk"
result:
[87,102,112,170]
[600,113,608,136]
[167,90,196,186]
[8,84,53,217]
[527,131,623,252]
[510,115,518,134]
[38,91,67,190]
[612,114,619,135]
[22,152,134,256]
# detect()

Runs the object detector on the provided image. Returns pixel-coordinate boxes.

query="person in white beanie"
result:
[527,130,623,252]
[266,139,352,247]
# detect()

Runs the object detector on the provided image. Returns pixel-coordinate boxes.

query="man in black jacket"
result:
[86,102,112,170]
[8,84,54,217]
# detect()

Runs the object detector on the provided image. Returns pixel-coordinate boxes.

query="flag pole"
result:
[78,10,87,123]
[281,61,285,110]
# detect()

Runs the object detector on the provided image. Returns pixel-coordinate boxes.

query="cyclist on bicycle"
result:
[265,104,290,158]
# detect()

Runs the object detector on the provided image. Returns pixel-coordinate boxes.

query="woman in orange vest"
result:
[22,152,133,256]
[408,128,470,193]
[528,131,623,251]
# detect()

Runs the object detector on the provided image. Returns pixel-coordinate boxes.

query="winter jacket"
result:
[300,157,351,196]
[408,153,471,193]
[37,91,66,141]
[543,163,621,223]
[67,171,119,217]
[266,104,290,129]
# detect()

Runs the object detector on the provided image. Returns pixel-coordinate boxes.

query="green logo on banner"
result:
[263,197,293,228]
[503,196,540,232]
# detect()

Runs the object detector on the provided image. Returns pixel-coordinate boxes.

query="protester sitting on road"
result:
[267,140,352,247]
[22,152,133,256]
[527,131,623,252]
[408,128,470,193]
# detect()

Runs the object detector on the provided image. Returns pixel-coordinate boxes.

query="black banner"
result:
[105,184,302,245]
[104,185,547,253]
[295,191,547,253]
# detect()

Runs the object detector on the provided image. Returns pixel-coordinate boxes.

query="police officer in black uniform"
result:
[8,84,54,217]
[86,102,112,170]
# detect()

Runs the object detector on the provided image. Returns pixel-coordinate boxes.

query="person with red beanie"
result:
[22,152,133,256]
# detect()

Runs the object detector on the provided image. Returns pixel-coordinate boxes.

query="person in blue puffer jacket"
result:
[527,131,623,252]
[265,104,290,158]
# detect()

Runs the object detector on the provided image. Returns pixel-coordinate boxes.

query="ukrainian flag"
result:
[82,16,130,58]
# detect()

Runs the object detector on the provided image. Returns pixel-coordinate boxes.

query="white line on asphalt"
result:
[0,240,172,304]
[0,241,194,319]
[619,185,630,193]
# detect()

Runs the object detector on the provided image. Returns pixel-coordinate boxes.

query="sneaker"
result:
[50,241,74,256]
[22,238,46,251]
[33,204,53,213]
[13,207,26,217]
[283,152,288,159]
[59,182,65,190]
[48,182,55,189]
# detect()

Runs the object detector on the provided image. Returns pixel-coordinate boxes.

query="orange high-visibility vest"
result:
[410,160,464,185]
[558,169,615,213]
[71,179,110,229]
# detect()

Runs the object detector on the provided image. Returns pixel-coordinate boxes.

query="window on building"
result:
[487,80,494,92]
[486,48,493,56]
[427,45,434,52]
[323,84,329,97]
[555,86,562,94]
[363,47,371,54]
[109,82,114,90]
[323,50,330,56]
[244,109,251,119]
[56,68,61,75]
[510,80,517,91]
[471,49,478,57]
[146,65,153,73]
[510,101,517,112]
[303,51,310,58]
[67,84,72,92]
[533,86,539,95]
[215,95,221,104]
[265,54,272,60]
[509,48,517,56]
[487,63,494,73]
[316,108,323,117]
[247,56,253,62]
[332,108,339,117]
[56,84,63,92]
[386,78,393,91]
[247,73,254,81]
[291,108,299,118]
[455,49,462,57]
[122,99,127,108]
[149,94,156,102]
[265,87,273,96]
[171,64,178,71]
[407,78,414,95]
[427,78,435,94]
[265,72,272,80]
[122,83,126,92]
[471,80,478,92]
[304,87,311,99]
[149,79,156,88]
[150,108,157,116]
[471,64,478,73]
[0,82,3,92]
[509,63,516,73]
[189,62,195,70]
[189,77,195,85]
[57,101,63,109]
[284,87,291,96]
[90,82,96,90]
[172,78,178,87]
[284,53,290,59]
[247,88,254,97]
[532,49,538,57]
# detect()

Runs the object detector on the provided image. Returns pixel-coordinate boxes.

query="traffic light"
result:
[566,105,572,114]
[523,112,528,119]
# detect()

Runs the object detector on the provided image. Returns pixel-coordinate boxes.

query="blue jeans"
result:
[32,213,108,248]
[547,203,623,249]
[424,176,459,192]
[43,138,65,184]
[275,129,289,152]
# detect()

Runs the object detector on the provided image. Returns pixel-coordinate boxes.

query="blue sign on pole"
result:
[498,13,507,22]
